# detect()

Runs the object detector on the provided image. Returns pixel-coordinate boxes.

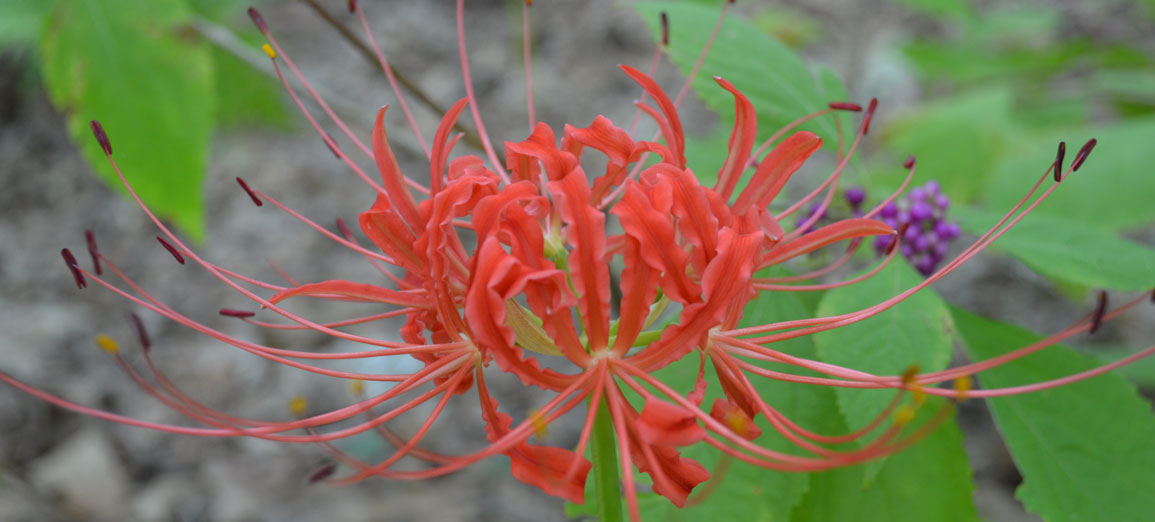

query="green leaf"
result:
[0,0,59,47]
[633,2,848,153]
[638,290,835,521]
[211,37,291,128]
[187,0,260,21]
[1090,346,1155,388]
[983,116,1155,232]
[813,261,955,448]
[41,0,214,240]
[789,415,978,522]
[951,307,1155,522]
[879,88,1017,203]
[953,206,1155,291]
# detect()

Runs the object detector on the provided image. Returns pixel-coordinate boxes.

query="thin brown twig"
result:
[299,0,485,150]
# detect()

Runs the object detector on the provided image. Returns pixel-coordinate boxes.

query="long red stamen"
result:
[85,230,102,275]
[61,248,86,289]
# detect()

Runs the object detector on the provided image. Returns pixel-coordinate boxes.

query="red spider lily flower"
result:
[3,2,1154,521]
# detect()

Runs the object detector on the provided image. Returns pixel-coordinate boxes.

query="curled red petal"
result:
[564,116,637,201]
[429,98,471,195]
[620,64,685,167]
[732,131,823,214]
[613,182,700,303]
[763,218,894,266]
[713,76,757,199]
[480,393,590,504]
[268,280,428,308]
[359,194,424,272]
[504,122,580,182]
[637,397,706,447]
[372,106,422,229]
[548,169,612,351]
[710,397,762,441]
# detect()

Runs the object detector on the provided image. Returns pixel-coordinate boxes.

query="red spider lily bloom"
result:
[3,2,1154,521]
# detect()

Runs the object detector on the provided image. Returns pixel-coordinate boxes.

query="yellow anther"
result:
[530,409,549,440]
[262,44,276,60]
[954,375,974,401]
[725,410,748,434]
[893,405,917,426]
[901,364,920,386]
[349,379,365,396]
[289,396,307,416]
[95,334,120,355]
[911,386,927,407]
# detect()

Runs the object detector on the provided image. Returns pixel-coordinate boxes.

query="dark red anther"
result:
[336,218,353,240]
[660,12,669,46]
[886,223,909,255]
[1089,291,1108,334]
[323,134,341,158]
[828,102,862,112]
[156,236,185,264]
[219,308,256,318]
[903,155,916,170]
[248,7,268,32]
[307,462,337,483]
[90,120,112,155]
[129,313,151,352]
[861,98,879,135]
[85,230,102,275]
[235,177,263,207]
[1053,141,1066,182]
[1072,138,1097,172]
[347,0,357,13]
[61,248,87,289]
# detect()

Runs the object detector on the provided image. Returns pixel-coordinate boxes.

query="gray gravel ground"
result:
[0,1,1151,521]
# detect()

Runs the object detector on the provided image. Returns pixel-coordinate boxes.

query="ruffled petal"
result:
[637,397,706,447]
[732,131,822,214]
[713,76,758,200]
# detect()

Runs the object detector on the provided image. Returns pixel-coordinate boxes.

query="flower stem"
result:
[590,397,623,522]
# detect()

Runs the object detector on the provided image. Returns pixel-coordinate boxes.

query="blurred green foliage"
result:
[0,0,288,241]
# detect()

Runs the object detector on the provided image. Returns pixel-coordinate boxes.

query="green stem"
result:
[590,397,623,522]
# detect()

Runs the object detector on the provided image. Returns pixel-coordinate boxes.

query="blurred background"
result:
[1,0,1153,520]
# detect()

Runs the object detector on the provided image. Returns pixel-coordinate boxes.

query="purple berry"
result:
[880,202,898,218]
[874,235,891,253]
[934,220,952,239]
[933,241,949,259]
[903,225,921,243]
[934,193,950,210]
[913,235,930,252]
[901,244,914,258]
[909,201,934,222]
[924,180,941,194]
[944,222,960,239]
[914,255,935,275]
[910,188,926,202]
[845,187,866,207]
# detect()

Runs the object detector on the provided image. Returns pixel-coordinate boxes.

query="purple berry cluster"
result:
[873,180,960,275]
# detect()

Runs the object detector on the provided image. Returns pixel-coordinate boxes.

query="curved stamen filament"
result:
[352,1,431,157]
